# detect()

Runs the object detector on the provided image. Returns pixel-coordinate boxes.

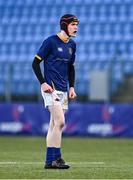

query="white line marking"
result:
[70,162,105,165]
[0,161,105,165]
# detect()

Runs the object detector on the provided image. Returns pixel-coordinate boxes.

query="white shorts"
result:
[41,89,68,110]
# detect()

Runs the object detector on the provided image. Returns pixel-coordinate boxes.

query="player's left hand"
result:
[69,87,77,99]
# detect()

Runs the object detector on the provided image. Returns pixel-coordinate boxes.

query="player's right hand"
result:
[41,83,53,93]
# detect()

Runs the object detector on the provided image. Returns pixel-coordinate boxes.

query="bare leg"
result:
[46,113,54,147]
[46,104,65,147]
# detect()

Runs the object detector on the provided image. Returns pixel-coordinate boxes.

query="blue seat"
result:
[1,0,133,96]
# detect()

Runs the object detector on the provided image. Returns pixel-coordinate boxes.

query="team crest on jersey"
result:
[58,47,63,52]
[69,48,73,55]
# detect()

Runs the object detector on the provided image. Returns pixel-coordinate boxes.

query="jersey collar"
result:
[57,33,69,43]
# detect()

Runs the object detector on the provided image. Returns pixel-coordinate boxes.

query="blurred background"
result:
[0,0,133,137]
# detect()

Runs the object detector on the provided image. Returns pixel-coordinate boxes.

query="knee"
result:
[53,113,65,129]
[60,121,65,129]
[55,119,65,130]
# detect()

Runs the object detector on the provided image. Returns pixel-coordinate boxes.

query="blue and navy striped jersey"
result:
[36,35,76,92]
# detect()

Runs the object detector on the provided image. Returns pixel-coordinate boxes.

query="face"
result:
[67,21,78,37]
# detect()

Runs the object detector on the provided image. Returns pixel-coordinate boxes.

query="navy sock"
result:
[45,147,55,164]
[54,147,61,160]
[45,147,61,164]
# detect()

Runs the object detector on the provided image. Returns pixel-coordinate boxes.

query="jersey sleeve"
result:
[35,38,52,60]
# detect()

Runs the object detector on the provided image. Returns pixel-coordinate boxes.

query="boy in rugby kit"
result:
[32,14,79,169]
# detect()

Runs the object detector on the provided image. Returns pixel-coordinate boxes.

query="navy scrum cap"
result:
[60,14,79,36]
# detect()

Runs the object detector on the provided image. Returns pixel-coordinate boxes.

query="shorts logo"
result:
[57,93,63,100]
[58,47,63,52]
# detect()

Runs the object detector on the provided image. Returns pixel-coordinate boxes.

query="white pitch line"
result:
[0,162,41,165]
[70,162,105,165]
[0,161,105,165]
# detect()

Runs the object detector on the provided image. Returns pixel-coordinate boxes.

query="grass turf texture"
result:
[0,137,133,179]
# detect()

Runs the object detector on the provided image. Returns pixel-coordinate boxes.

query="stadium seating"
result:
[0,0,133,97]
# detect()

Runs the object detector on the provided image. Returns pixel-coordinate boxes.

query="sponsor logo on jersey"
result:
[58,47,63,52]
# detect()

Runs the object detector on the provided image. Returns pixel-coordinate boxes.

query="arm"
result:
[68,63,75,88]
[32,37,54,93]
[68,43,77,99]
[32,56,45,84]
[32,56,53,93]
[68,63,76,99]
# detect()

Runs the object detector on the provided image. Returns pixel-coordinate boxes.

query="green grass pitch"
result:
[0,136,133,179]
